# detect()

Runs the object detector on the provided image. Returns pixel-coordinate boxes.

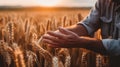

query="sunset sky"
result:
[0,0,97,7]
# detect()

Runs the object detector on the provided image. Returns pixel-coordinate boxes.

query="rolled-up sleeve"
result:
[78,0,101,36]
[102,39,120,56]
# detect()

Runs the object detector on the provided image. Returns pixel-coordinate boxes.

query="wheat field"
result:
[0,8,109,67]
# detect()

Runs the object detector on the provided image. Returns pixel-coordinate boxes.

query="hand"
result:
[43,27,106,55]
[42,27,81,48]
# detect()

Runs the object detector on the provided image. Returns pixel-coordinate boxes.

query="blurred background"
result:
[0,0,110,67]
[0,0,96,7]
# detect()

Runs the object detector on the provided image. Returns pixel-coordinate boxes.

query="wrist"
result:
[77,37,88,48]
[77,37,107,54]
[78,37,102,48]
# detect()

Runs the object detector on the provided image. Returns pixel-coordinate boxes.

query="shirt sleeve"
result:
[77,0,101,36]
[102,39,120,56]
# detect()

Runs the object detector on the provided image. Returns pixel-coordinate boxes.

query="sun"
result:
[38,0,60,7]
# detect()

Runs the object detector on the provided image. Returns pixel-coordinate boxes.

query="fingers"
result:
[42,31,67,48]
[43,39,58,46]
[42,27,79,48]
[43,34,61,43]
[47,31,66,39]
[46,27,76,39]
[42,39,63,48]
[59,27,79,38]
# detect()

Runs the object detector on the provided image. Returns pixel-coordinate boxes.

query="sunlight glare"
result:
[38,0,60,7]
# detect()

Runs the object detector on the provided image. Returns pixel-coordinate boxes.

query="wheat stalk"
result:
[11,43,26,67]
[32,41,52,62]
[52,56,59,67]
[0,40,12,67]
[6,22,14,44]
[81,52,88,67]
[26,50,37,67]
[65,56,71,67]
[96,54,103,67]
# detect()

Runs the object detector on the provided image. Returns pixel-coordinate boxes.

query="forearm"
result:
[77,37,107,55]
